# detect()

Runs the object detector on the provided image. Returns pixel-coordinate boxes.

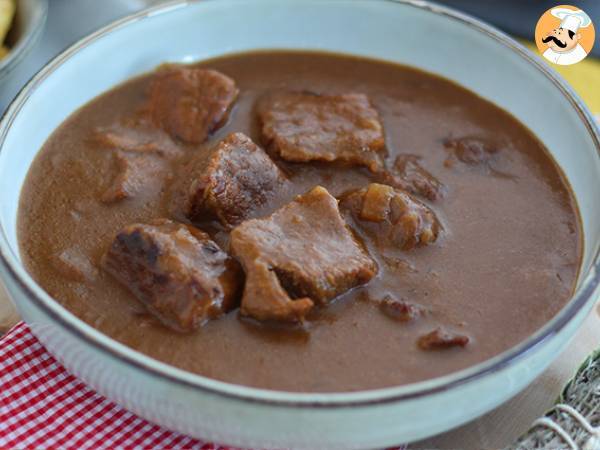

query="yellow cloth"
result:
[524,41,600,115]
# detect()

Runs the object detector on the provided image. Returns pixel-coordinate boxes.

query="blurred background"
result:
[443,0,598,58]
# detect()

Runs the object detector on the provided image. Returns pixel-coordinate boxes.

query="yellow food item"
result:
[0,45,8,59]
[0,0,16,46]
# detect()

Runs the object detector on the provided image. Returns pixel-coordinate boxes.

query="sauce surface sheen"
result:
[18,51,581,392]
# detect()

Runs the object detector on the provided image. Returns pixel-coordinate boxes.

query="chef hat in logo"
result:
[551,8,592,33]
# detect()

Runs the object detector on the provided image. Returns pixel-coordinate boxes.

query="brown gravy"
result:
[18,51,581,392]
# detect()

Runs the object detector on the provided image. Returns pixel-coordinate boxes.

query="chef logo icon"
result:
[535,5,595,66]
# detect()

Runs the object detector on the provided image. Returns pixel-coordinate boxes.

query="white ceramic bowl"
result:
[1,1,599,448]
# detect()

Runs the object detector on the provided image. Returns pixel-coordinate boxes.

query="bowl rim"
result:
[1,0,599,408]
[0,0,48,82]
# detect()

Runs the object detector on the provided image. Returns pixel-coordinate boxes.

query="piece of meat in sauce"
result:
[101,151,168,204]
[230,186,377,323]
[93,119,181,204]
[52,247,98,283]
[176,132,288,227]
[102,219,242,332]
[418,328,469,350]
[340,183,441,251]
[148,65,239,144]
[443,137,499,167]
[257,91,385,172]
[379,154,446,201]
[378,295,426,323]
[93,120,183,159]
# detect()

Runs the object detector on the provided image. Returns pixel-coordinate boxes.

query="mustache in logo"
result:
[542,35,567,48]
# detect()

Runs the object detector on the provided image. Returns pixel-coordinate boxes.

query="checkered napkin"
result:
[0,322,225,450]
[0,321,405,450]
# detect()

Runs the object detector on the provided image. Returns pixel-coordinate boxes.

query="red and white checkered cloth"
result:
[0,322,227,449]
[0,322,406,450]
[1,322,408,450]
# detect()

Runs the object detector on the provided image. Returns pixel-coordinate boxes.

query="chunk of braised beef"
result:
[93,121,182,159]
[92,117,181,204]
[101,151,167,204]
[148,65,238,144]
[230,186,377,323]
[175,132,288,227]
[101,219,242,332]
[257,91,385,172]
[52,247,98,283]
[443,137,499,167]
[340,183,441,251]
[379,295,426,322]
[418,328,469,350]
[379,154,446,201]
